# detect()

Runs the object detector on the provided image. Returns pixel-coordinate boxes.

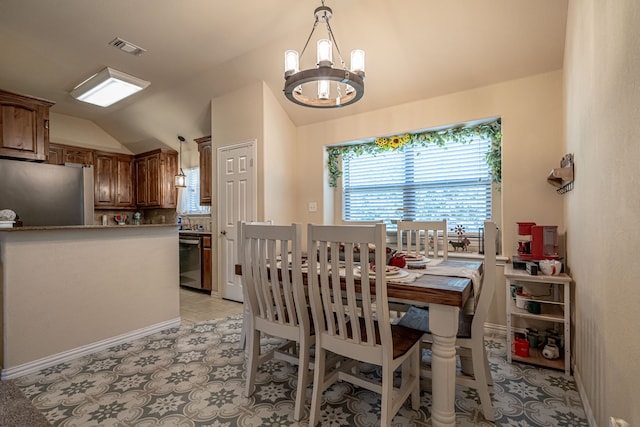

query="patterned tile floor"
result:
[14,290,589,426]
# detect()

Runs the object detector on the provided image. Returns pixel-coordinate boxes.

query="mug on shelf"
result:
[526,300,542,314]
[515,292,529,309]
[514,337,530,357]
[539,259,562,275]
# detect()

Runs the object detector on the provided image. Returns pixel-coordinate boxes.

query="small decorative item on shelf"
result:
[542,338,561,359]
[547,153,574,194]
[449,224,470,251]
[133,211,141,225]
[114,214,127,225]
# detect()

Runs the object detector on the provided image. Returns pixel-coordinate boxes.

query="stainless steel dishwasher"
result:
[179,235,202,289]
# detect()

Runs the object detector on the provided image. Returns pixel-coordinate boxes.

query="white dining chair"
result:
[396,219,448,261]
[238,220,272,351]
[306,223,423,427]
[400,221,497,421]
[240,222,312,421]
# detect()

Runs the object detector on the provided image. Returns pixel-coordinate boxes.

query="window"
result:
[342,135,492,232]
[177,168,211,215]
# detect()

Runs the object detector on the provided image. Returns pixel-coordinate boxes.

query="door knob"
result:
[220,230,227,235]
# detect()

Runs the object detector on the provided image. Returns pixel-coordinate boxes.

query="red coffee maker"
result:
[531,225,559,260]
[516,222,559,261]
[516,222,535,260]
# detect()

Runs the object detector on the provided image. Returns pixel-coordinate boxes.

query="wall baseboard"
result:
[485,322,506,336]
[1,318,181,380]
[574,368,597,427]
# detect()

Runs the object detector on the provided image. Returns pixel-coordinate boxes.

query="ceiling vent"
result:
[108,37,146,56]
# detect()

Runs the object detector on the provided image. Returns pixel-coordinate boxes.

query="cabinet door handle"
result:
[220,230,227,236]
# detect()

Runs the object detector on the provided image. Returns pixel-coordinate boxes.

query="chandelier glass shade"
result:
[283,2,365,108]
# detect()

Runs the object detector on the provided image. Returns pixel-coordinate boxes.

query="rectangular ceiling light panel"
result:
[70,67,150,107]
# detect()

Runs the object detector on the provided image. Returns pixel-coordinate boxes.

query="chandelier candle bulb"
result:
[350,50,365,74]
[318,80,330,99]
[284,50,299,76]
[317,39,333,66]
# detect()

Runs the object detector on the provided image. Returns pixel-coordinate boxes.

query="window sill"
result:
[448,251,509,265]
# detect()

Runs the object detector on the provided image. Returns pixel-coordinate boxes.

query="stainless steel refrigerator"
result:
[0,158,94,226]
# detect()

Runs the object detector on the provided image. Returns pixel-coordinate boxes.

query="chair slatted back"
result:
[472,221,497,330]
[241,223,307,335]
[397,220,448,261]
[307,224,389,364]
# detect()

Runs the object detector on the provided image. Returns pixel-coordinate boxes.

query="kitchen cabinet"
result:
[47,142,94,166]
[202,235,212,292]
[195,135,212,206]
[505,264,572,375]
[94,151,135,208]
[0,89,54,161]
[134,149,178,209]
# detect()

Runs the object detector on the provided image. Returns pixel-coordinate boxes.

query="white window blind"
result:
[342,136,492,232]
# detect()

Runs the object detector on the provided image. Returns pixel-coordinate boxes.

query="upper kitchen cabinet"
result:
[135,149,178,209]
[0,89,54,161]
[47,142,94,166]
[94,151,135,209]
[195,135,212,206]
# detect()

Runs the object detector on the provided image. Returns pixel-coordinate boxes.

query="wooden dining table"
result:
[383,259,482,427]
[235,258,483,427]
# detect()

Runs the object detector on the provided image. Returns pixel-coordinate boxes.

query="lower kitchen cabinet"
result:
[202,235,212,292]
[505,264,573,375]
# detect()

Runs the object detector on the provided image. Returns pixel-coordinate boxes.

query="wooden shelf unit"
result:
[505,264,573,375]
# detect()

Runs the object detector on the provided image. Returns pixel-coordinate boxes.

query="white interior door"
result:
[217,141,256,302]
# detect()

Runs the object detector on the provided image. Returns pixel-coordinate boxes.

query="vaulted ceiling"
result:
[0,0,568,153]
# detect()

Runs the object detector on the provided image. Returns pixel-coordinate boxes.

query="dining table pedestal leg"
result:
[427,304,460,427]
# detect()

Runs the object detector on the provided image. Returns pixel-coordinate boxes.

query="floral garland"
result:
[326,119,502,188]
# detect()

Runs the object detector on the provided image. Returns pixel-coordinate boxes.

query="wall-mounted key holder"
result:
[547,153,574,194]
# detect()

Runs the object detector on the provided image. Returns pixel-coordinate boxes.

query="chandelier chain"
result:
[325,19,347,69]
[299,19,319,60]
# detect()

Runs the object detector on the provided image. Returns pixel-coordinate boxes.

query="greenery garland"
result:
[327,119,502,188]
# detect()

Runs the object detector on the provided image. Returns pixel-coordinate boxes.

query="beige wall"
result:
[0,226,179,373]
[50,112,201,163]
[564,1,640,425]
[262,82,298,225]
[210,82,298,294]
[293,71,565,326]
[50,113,134,154]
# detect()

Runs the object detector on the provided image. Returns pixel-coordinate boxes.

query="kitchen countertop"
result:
[0,224,178,232]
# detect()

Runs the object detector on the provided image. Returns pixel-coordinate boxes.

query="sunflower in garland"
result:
[375,137,390,149]
[377,133,411,150]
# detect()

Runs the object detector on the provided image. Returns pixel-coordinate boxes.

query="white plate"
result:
[0,220,15,228]
[355,266,408,279]
[403,253,425,261]
[406,258,431,264]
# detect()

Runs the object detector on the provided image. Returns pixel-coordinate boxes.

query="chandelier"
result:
[283,1,365,108]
